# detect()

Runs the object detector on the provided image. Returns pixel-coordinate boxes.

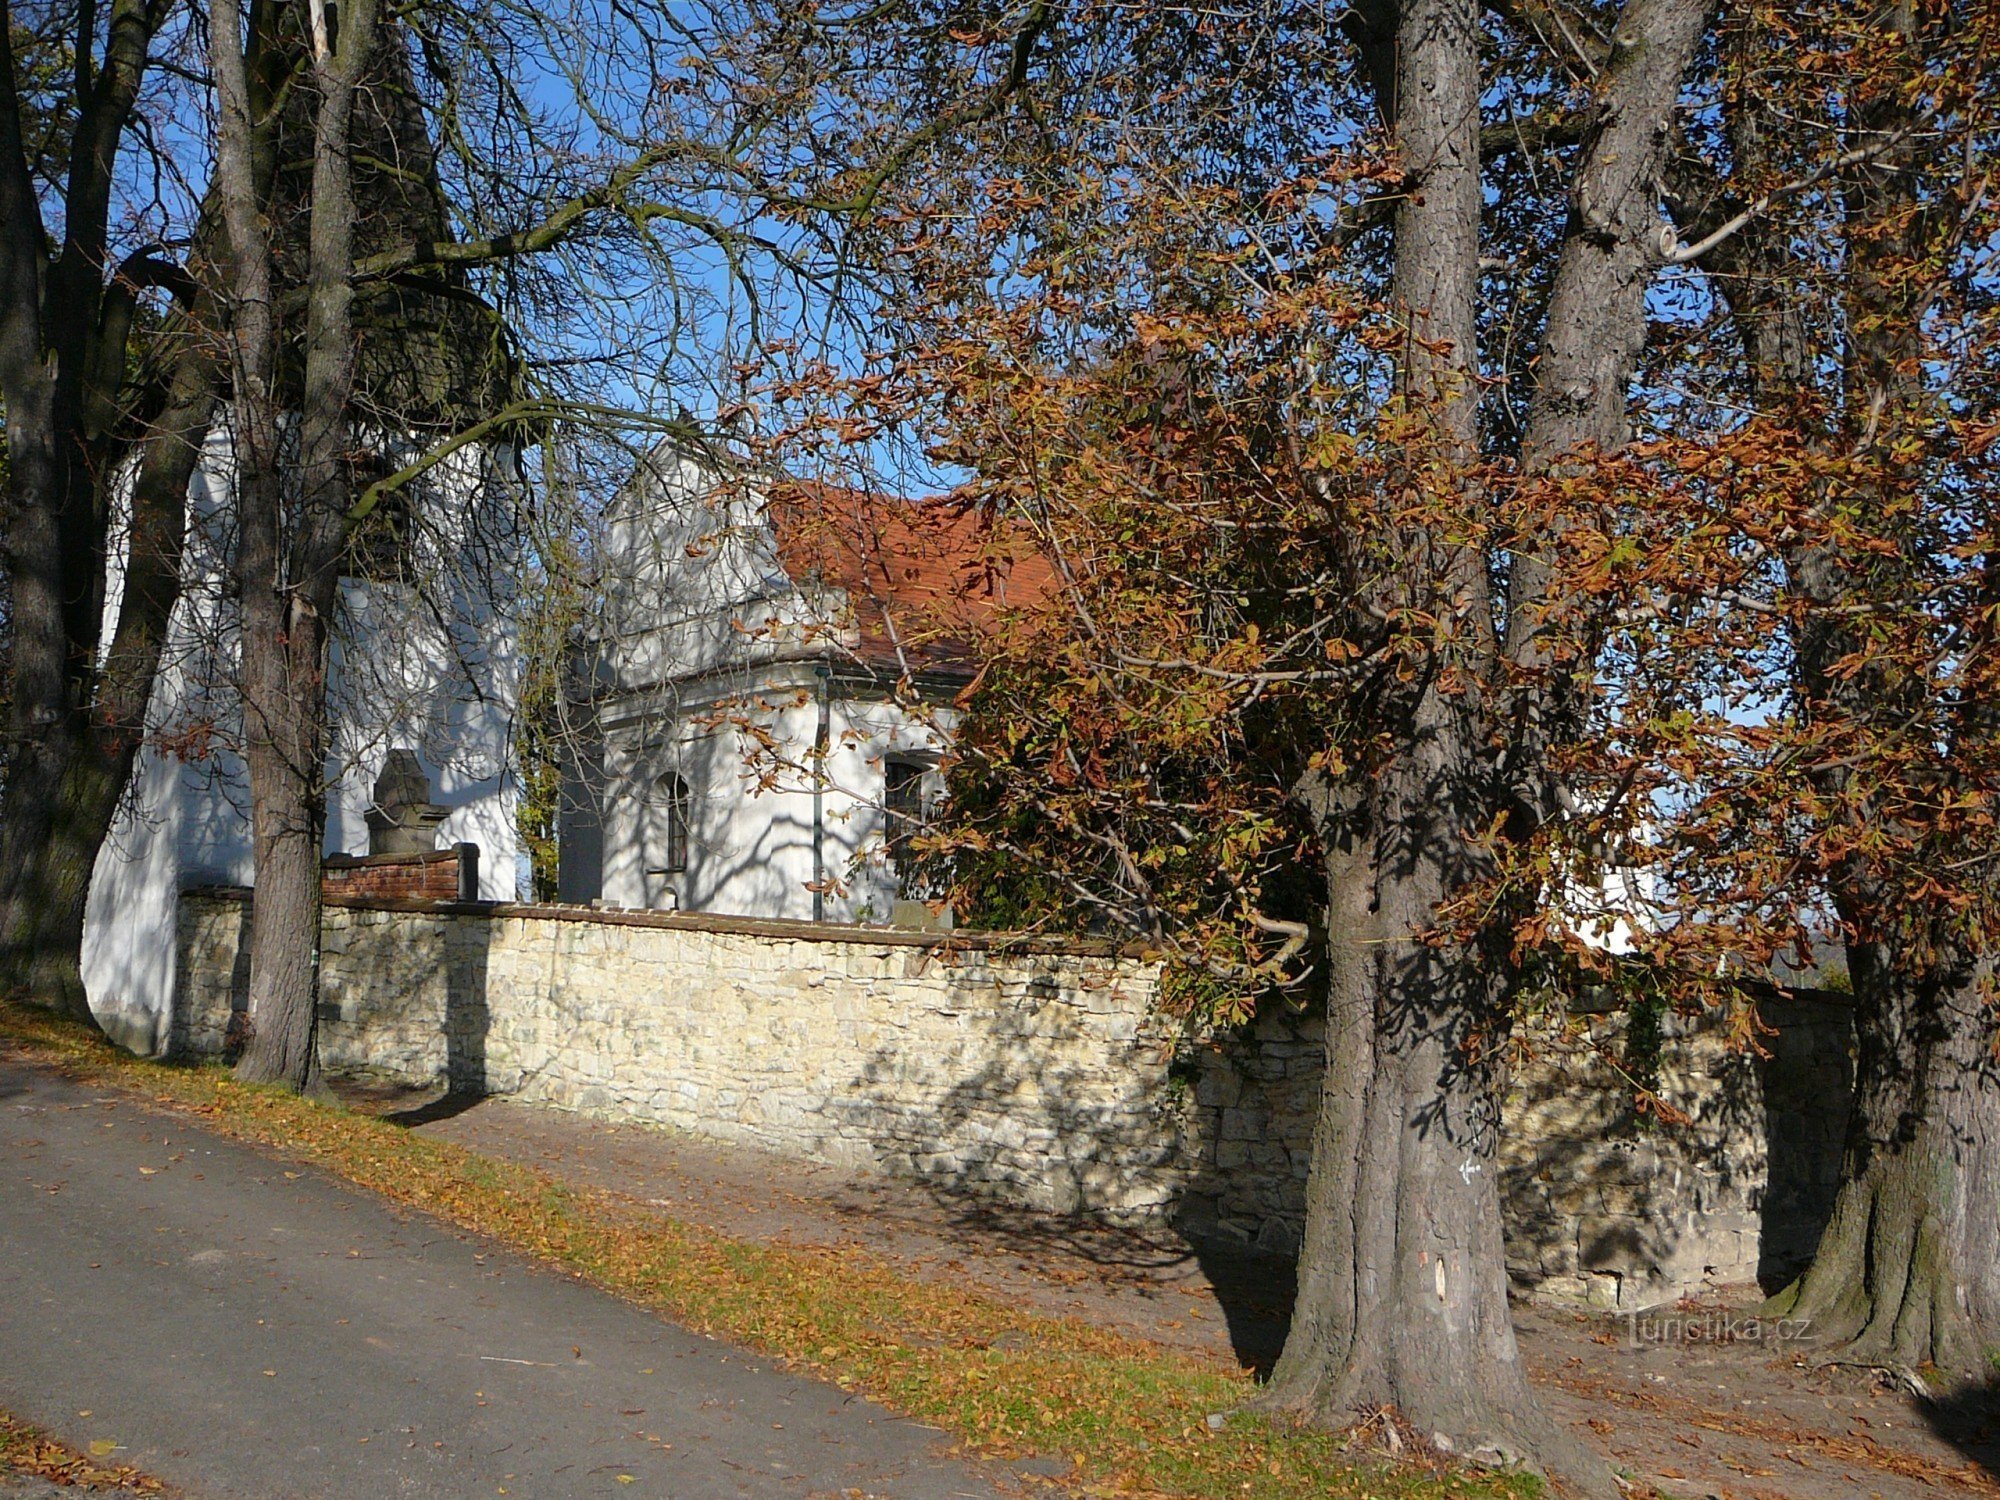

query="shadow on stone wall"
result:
[171,891,1858,1321]
[378,912,492,1124]
[302,905,493,1104]
[443,913,493,1096]
[831,955,1307,1373]
[1493,1000,1775,1310]
[1168,990,1857,1315]
[1751,993,1853,1291]
[839,959,1186,1221]
[169,896,253,1063]
[1169,1008,1317,1258]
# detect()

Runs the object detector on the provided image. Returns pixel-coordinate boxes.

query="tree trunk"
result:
[210,0,307,1087]
[0,221,95,1023]
[218,0,378,1090]
[0,735,117,1023]
[1251,0,1708,1486]
[1261,743,1612,1494]
[1768,944,2000,1375]
[0,320,219,1027]
[229,582,333,1088]
[0,0,209,1029]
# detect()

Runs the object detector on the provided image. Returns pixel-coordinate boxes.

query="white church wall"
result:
[595,676,823,920]
[568,439,969,927]
[79,432,521,1051]
[586,667,956,926]
[596,447,831,694]
[822,694,955,924]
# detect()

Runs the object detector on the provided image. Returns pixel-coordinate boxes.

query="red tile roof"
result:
[767,483,1058,677]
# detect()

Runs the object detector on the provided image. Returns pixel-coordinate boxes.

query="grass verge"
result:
[0,1410,164,1493]
[0,1001,1530,1500]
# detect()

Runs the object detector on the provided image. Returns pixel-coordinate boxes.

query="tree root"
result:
[1257,1380,1617,1497]
[1810,1356,1935,1400]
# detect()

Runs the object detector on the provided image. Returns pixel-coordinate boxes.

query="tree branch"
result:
[0,0,49,380]
[1662,128,1918,266]
[350,144,680,281]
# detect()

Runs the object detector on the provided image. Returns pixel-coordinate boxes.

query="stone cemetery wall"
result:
[176,890,1853,1310]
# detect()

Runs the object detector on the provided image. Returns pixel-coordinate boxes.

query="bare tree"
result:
[204,0,878,1088]
[0,0,220,1023]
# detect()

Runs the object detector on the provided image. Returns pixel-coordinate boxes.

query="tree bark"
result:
[210,0,309,1084]
[1256,1,1709,1488]
[1769,945,2000,1374]
[221,0,378,1089]
[1265,761,1608,1491]
[231,585,335,1089]
[1259,0,1591,1484]
[0,743,119,1019]
[0,0,208,1026]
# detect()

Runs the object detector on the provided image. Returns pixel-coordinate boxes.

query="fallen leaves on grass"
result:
[0,1002,1530,1500]
[0,1411,162,1493]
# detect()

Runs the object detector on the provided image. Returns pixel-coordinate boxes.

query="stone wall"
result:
[1172,996,1853,1309]
[1498,997,1852,1307]
[175,891,1853,1309]
[178,892,1189,1219]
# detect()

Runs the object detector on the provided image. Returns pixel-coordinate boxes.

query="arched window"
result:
[655,772,690,873]
[883,759,928,891]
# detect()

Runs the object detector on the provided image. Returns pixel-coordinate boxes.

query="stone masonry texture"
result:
[175,893,1854,1311]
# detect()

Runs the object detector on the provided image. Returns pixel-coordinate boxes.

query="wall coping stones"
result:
[321,850,462,870]
[179,885,1160,959]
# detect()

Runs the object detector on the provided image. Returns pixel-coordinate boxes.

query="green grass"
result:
[1,1001,1532,1500]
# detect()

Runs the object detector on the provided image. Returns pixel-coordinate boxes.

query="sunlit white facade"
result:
[558,447,967,925]
[81,428,521,1052]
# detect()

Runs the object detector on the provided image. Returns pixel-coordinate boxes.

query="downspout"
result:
[812,663,830,923]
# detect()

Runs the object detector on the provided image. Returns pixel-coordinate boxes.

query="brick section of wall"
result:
[174,892,1853,1310]
[321,850,461,902]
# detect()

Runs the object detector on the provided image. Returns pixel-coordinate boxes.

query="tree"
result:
[1564,0,2000,1377]
[750,1,1733,1485]
[0,0,220,1023]
[1728,0,2000,1379]
[205,0,913,1089]
[206,0,578,1087]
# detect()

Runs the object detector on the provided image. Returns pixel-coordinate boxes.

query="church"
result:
[557,446,1051,927]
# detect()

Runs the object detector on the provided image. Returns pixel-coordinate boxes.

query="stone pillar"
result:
[366,749,448,855]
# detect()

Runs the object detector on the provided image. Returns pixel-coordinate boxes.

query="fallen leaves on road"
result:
[1,1002,1521,1500]
[0,1411,163,1493]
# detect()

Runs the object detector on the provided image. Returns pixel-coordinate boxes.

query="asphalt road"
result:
[0,1057,1021,1499]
